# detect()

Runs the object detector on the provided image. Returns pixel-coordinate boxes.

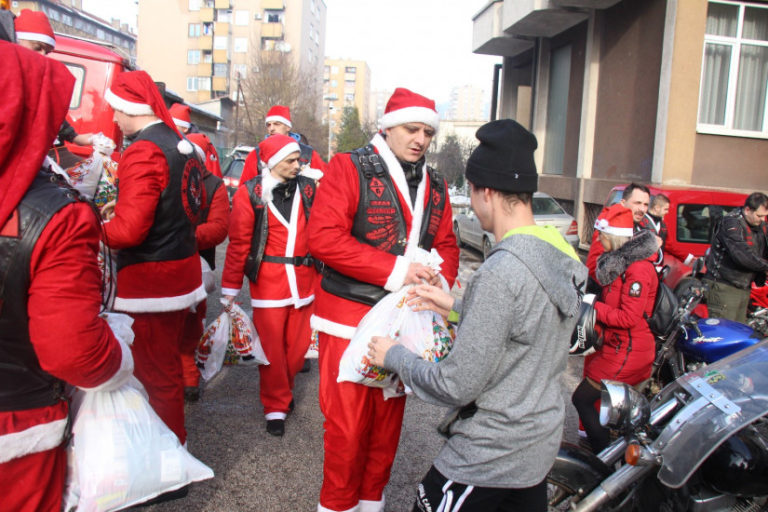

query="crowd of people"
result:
[3,7,768,512]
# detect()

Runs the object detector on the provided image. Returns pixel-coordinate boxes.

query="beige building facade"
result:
[473,0,768,246]
[323,58,372,133]
[137,0,326,105]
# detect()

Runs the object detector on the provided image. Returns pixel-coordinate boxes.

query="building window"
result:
[234,37,248,53]
[543,43,572,176]
[214,63,228,76]
[234,64,247,77]
[344,93,354,103]
[198,77,212,91]
[345,66,356,74]
[214,35,228,50]
[187,77,198,91]
[265,10,282,23]
[203,50,213,63]
[189,23,201,37]
[203,22,213,36]
[188,49,201,64]
[235,10,249,25]
[262,39,275,51]
[331,66,338,74]
[698,1,768,137]
[217,10,232,23]
[189,0,201,11]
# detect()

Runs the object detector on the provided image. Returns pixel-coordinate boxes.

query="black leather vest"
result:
[320,145,447,306]
[199,172,223,270]
[243,175,317,283]
[0,171,79,411]
[117,123,202,270]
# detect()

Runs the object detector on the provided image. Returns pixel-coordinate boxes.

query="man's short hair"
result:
[650,193,670,209]
[470,180,532,206]
[745,192,768,211]
[622,182,651,201]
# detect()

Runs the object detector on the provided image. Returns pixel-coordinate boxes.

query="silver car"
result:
[453,192,579,259]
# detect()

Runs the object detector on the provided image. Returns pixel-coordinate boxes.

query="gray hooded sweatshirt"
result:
[385,232,587,488]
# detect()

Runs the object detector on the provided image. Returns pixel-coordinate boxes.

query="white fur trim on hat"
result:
[105,88,154,116]
[265,115,292,129]
[173,117,191,129]
[16,31,55,48]
[594,218,633,237]
[380,106,439,131]
[266,141,300,169]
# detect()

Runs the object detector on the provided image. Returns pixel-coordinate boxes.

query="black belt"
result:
[262,254,314,266]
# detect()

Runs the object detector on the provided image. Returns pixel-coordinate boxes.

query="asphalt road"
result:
[143,245,583,512]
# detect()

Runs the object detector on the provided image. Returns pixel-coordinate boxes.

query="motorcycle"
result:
[549,339,768,511]
[648,278,762,395]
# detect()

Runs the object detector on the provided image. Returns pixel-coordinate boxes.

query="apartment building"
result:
[447,84,490,121]
[473,0,768,245]
[323,58,372,133]
[12,0,136,56]
[137,0,326,105]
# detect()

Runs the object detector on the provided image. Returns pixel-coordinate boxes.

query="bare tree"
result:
[238,50,326,158]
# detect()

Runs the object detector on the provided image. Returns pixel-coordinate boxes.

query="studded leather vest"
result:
[0,171,79,411]
[117,123,203,270]
[320,145,447,306]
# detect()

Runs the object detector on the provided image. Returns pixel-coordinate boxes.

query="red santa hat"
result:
[169,103,191,129]
[14,9,56,49]
[265,105,292,129]
[105,70,193,155]
[379,87,439,131]
[259,134,300,170]
[595,204,634,237]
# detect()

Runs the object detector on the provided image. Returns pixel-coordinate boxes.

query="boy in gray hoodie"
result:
[368,119,587,511]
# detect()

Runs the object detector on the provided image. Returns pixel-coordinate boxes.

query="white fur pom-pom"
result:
[177,139,194,155]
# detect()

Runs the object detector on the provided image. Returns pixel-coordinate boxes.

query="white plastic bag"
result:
[63,378,214,511]
[195,309,230,382]
[304,329,319,359]
[338,285,455,396]
[65,133,118,209]
[224,302,269,366]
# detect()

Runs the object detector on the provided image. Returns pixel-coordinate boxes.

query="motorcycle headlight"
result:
[599,380,650,431]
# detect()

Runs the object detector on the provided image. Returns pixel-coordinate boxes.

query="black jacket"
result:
[705,209,768,289]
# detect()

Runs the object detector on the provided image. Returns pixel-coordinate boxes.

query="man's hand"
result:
[368,335,397,367]
[405,262,437,285]
[407,284,455,318]
[100,199,116,221]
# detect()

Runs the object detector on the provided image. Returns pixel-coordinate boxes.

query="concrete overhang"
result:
[503,7,588,38]
[473,0,535,57]
[552,0,622,9]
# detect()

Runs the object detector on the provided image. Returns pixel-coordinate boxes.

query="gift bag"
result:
[338,286,455,394]
[65,133,118,209]
[63,378,214,512]
[304,329,319,359]
[226,303,269,366]
[195,310,230,381]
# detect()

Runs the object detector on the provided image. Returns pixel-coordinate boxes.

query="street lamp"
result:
[323,93,337,159]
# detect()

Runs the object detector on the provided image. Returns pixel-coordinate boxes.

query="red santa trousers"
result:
[131,310,188,444]
[180,300,207,388]
[0,445,66,512]
[318,332,406,510]
[252,303,313,415]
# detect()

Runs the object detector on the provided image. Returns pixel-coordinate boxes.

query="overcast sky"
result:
[81,0,499,104]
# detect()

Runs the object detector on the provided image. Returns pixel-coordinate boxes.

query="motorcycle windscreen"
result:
[654,339,768,488]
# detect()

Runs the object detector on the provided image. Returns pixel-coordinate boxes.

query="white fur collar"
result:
[261,168,283,203]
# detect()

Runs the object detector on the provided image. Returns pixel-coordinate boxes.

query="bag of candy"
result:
[65,133,118,210]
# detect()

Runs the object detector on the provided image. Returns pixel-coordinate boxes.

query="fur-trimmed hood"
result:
[595,230,659,286]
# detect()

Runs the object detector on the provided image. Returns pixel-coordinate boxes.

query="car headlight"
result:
[599,380,650,431]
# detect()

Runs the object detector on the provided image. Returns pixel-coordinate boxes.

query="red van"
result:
[49,34,132,158]
[603,185,748,290]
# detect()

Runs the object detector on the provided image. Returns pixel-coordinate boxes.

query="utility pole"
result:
[234,74,241,147]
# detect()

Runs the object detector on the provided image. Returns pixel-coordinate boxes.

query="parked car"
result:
[221,156,246,201]
[453,192,579,259]
[601,185,748,292]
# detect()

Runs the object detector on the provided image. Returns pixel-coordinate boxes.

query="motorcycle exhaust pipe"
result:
[574,463,655,512]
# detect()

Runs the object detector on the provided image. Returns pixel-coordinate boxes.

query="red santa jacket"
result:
[585,256,658,386]
[105,133,205,312]
[307,133,459,339]
[240,144,326,186]
[222,176,316,308]
[0,201,131,463]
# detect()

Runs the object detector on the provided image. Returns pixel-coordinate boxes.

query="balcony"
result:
[552,0,622,7]
[212,76,227,92]
[261,0,284,9]
[472,0,533,56]
[213,49,228,63]
[198,35,213,49]
[214,0,231,8]
[199,7,214,22]
[261,22,283,39]
[214,21,230,35]
[502,0,588,38]
[197,63,213,76]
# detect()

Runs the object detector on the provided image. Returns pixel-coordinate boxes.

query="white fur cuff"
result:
[384,256,410,292]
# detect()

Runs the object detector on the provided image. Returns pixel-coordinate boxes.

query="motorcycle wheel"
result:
[547,477,578,511]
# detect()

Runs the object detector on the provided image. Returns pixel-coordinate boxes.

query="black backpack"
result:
[644,263,679,337]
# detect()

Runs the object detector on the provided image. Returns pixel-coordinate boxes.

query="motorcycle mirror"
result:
[599,381,651,431]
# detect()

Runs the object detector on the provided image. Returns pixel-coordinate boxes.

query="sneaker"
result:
[299,359,311,373]
[184,386,200,402]
[266,419,285,437]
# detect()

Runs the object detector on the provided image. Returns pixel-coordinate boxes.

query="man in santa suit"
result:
[178,133,230,402]
[308,87,460,512]
[240,104,326,185]
[222,134,318,436]
[104,70,207,445]
[0,41,133,512]
[170,104,223,178]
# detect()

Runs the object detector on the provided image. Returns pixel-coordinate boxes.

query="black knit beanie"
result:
[465,119,538,193]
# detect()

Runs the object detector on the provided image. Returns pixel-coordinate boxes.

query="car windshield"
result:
[677,204,741,243]
[225,160,245,180]
[532,196,566,215]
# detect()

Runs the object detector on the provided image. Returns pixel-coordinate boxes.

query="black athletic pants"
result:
[572,378,610,453]
[413,466,547,512]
